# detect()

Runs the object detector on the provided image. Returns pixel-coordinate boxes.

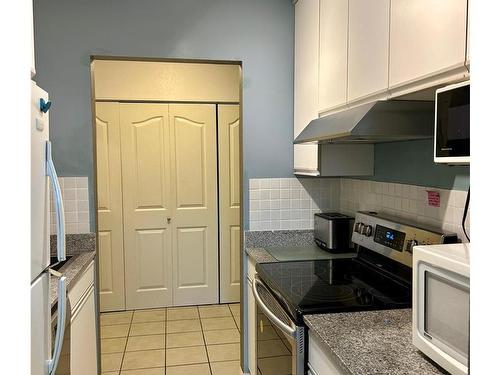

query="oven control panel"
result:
[373,225,406,251]
[352,211,457,267]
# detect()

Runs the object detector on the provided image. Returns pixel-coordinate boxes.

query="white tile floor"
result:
[100,304,241,375]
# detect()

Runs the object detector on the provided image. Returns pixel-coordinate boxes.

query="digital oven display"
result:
[374,225,406,251]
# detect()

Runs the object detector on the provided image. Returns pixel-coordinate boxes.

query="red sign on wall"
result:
[427,190,440,207]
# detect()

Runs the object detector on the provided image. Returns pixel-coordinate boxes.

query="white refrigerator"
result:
[31,80,68,375]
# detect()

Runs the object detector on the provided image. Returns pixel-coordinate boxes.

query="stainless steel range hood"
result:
[294,100,435,144]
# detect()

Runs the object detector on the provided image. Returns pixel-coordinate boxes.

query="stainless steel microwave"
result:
[413,243,470,375]
[434,81,470,164]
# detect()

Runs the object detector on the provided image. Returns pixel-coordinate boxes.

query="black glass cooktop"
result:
[255,256,411,323]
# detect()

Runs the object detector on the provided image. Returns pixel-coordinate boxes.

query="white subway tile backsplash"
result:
[249,176,469,241]
[339,178,470,241]
[50,176,90,234]
[249,179,260,190]
[261,179,270,189]
[248,177,340,231]
[270,178,280,189]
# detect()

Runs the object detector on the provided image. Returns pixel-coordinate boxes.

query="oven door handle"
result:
[252,277,296,338]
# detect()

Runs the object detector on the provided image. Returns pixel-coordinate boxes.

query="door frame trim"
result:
[89,55,244,372]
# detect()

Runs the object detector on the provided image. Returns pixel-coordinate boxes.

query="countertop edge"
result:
[50,251,96,307]
[245,246,278,263]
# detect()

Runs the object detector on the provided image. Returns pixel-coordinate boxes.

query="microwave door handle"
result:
[46,141,66,262]
[252,277,296,337]
[47,270,67,375]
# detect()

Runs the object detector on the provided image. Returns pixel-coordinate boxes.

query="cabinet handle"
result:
[167,217,171,224]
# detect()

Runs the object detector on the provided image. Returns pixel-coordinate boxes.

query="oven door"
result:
[252,276,305,375]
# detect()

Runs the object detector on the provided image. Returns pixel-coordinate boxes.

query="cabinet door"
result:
[120,103,173,309]
[389,0,468,88]
[169,104,219,306]
[71,286,97,375]
[218,105,241,303]
[294,0,319,174]
[95,102,126,312]
[348,0,390,102]
[318,0,348,113]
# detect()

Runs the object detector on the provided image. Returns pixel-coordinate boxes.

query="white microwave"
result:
[413,243,470,375]
[434,81,470,164]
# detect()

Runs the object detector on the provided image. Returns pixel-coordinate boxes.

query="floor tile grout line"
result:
[119,311,133,373]
[101,305,241,373]
[197,305,213,375]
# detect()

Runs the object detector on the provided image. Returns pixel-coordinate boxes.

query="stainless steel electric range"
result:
[251,211,458,375]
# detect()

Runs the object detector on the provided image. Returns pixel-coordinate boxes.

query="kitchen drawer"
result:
[68,260,95,311]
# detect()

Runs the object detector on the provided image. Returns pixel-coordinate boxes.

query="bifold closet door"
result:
[95,102,126,312]
[218,105,241,303]
[169,104,219,306]
[120,104,173,309]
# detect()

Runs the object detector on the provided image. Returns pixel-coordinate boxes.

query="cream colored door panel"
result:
[93,60,240,102]
[348,0,390,102]
[95,102,125,312]
[169,104,218,306]
[389,0,468,88]
[218,105,241,303]
[120,103,172,309]
[318,0,348,112]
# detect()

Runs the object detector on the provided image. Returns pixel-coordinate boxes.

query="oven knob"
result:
[406,239,419,253]
[363,225,373,237]
[355,222,364,234]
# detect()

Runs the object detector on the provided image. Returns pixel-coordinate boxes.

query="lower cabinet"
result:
[69,261,98,375]
[247,256,257,375]
[308,330,346,375]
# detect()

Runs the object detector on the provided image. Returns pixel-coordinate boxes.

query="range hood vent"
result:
[294,100,435,144]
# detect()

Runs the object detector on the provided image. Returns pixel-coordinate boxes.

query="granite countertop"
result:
[49,233,96,307]
[245,247,278,263]
[50,251,95,307]
[50,233,96,256]
[304,309,446,375]
[245,229,315,263]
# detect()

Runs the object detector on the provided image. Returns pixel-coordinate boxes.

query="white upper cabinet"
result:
[318,0,348,113]
[347,0,390,102]
[389,0,468,90]
[294,0,320,174]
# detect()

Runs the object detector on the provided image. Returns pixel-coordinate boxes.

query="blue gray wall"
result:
[33,0,295,231]
[365,139,470,190]
[34,0,469,232]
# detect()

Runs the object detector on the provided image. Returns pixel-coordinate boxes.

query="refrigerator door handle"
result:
[47,270,67,375]
[46,141,66,262]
